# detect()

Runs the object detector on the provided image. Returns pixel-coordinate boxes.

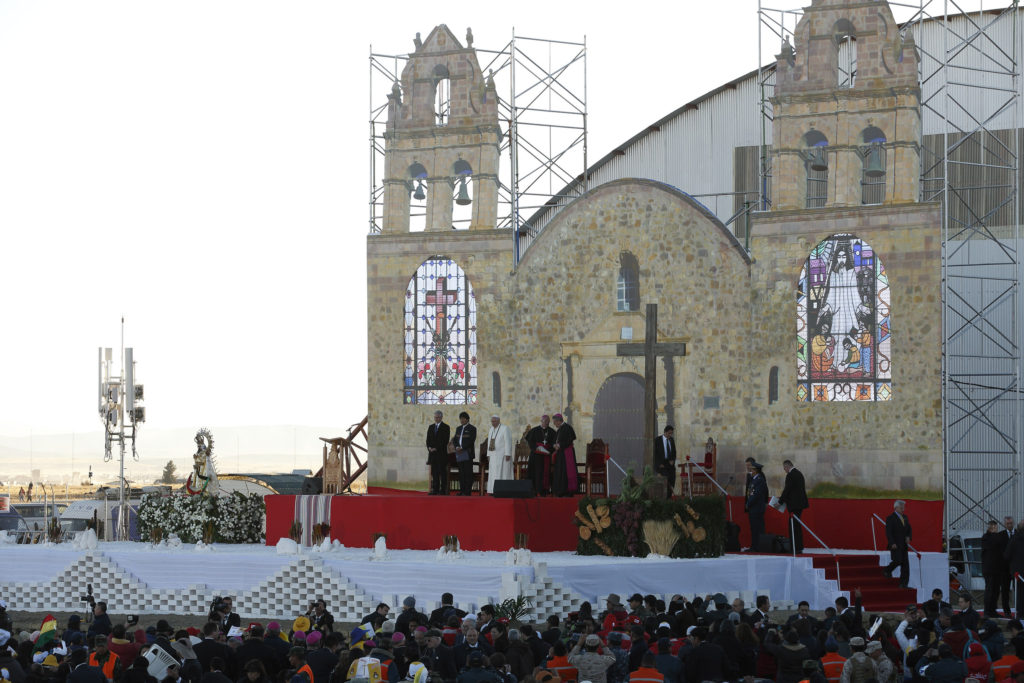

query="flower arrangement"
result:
[137,491,265,544]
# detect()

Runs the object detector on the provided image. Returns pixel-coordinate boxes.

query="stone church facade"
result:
[366,3,942,495]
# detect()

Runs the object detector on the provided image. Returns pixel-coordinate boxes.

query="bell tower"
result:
[770,0,920,210]
[381,25,501,232]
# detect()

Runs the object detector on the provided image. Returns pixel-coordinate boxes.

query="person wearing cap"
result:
[600,595,626,632]
[88,635,122,683]
[867,640,897,683]
[453,629,493,672]
[745,462,768,552]
[366,632,400,683]
[651,637,680,683]
[262,622,290,670]
[526,416,556,495]
[550,414,578,497]
[451,412,477,497]
[801,658,828,683]
[626,595,650,621]
[603,632,629,683]
[837,637,875,683]
[965,640,992,681]
[819,639,846,683]
[567,633,615,683]
[485,415,514,495]
[396,598,428,639]
[287,647,314,683]
[427,410,452,496]
[421,629,456,683]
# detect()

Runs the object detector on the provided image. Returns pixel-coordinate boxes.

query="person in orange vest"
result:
[88,635,122,683]
[819,640,846,683]
[289,647,315,683]
[628,653,663,683]
[992,649,1022,681]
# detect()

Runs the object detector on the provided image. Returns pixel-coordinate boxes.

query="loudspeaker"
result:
[772,535,793,554]
[301,476,323,494]
[724,522,741,552]
[493,479,535,498]
[755,535,776,553]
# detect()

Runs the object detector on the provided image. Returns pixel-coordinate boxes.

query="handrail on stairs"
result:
[871,512,923,588]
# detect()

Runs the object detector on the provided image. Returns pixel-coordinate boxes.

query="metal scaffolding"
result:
[368,30,587,266]
[758,0,1024,544]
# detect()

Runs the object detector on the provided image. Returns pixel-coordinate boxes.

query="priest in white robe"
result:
[486,415,515,493]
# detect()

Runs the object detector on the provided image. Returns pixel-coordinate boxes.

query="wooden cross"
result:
[425,277,458,386]
[616,303,687,469]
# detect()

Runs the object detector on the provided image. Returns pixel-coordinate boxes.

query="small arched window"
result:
[803,130,829,209]
[768,366,779,405]
[860,127,887,205]
[492,372,502,407]
[433,64,450,126]
[834,19,857,88]
[616,252,640,312]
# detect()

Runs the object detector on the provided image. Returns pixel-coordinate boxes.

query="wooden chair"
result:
[514,435,531,480]
[583,439,609,496]
[680,437,717,496]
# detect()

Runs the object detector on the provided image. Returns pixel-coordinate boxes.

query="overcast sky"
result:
[0,0,963,478]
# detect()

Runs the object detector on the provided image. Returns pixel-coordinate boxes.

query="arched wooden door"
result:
[592,373,645,494]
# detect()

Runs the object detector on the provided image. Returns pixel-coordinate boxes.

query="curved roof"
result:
[521,177,751,267]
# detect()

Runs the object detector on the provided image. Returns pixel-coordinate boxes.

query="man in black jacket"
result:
[234,626,279,677]
[683,628,725,683]
[395,597,429,638]
[193,623,236,678]
[426,411,452,495]
[746,463,768,552]
[525,416,556,496]
[67,649,106,683]
[421,629,456,683]
[428,593,466,628]
[883,500,913,588]
[452,413,477,496]
[1005,521,1024,619]
[653,426,677,499]
[983,520,1008,618]
[779,460,809,554]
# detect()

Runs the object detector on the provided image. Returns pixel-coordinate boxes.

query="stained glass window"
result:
[797,233,891,402]
[404,257,477,405]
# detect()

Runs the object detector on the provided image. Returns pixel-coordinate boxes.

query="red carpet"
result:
[724,496,943,552]
[812,554,917,612]
[266,493,580,551]
[267,493,943,554]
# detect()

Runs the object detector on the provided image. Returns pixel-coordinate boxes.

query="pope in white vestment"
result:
[486,416,515,493]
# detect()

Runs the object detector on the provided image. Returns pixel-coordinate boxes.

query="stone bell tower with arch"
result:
[381,25,501,232]
[770,0,921,210]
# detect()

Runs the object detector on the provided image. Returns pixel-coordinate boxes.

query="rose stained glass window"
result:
[797,233,891,401]
[404,257,477,404]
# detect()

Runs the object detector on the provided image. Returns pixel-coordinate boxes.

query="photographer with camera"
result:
[88,602,113,638]
[306,599,334,635]
[207,598,240,634]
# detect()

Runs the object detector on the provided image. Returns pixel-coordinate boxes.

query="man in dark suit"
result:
[200,657,233,683]
[653,425,677,499]
[983,519,1009,618]
[1005,521,1024,619]
[778,459,809,554]
[426,411,452,495]
[428,592,466,627]
[1001,516,1016,617]
[452,412,477,496]
[193,623,237,678]
[746,462,768,551]
[884,499,913,588]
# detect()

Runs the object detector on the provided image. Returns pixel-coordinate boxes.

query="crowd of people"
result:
[4,586,1024,683]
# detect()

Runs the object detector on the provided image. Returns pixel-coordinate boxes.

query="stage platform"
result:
[265,490,581,551]
[265,490,944,553]
[0,537,947,620]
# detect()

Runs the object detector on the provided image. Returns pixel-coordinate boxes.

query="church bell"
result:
[808,147,828,172]
[412,180,426,201]
[864,143,886,178]
[455,176,472,205]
